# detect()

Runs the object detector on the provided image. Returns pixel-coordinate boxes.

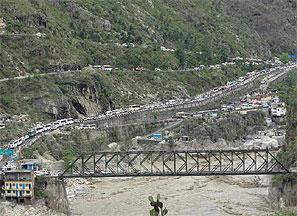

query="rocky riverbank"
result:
[0,200,64,216]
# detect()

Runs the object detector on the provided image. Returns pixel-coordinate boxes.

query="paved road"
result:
[0,70,81,83]
[1,64,295,164]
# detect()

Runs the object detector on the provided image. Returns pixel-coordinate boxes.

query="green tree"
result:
[200,45,213,66]
[175,46,186,68]
[91,137,108,152]
[216,47,228,63]
[63,149,76,168]
[34,176,47,199]
[279,53,290,63]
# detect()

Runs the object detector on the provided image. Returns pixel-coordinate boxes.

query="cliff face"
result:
[275,106,297,207]
[0,72,114,121]
[280,178,297,207]
[270,71,297,208]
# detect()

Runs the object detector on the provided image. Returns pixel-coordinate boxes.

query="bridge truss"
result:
[59,149,290,178]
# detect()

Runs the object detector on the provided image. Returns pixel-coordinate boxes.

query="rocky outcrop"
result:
[27,77,112,118]
[270,102,297,208]
[103,20,112,32]
[270,175,297,208]
[34,98,71,119]
[45,178,70,215]
[281,177,297,206]
[0,200,62,216]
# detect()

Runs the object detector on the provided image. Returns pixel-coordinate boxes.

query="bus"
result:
[129,104,141,111]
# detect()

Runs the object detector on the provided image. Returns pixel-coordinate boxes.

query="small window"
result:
[6,183,8,186]
[12,183,15,186]
[26,191,30,194]
[7,191,11,194]
[26,184,28,187]
[13,191,15,193]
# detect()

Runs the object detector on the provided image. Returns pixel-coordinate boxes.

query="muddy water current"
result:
[69,175,274,216]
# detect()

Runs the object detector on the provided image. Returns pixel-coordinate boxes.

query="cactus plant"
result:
[148,194,168,216]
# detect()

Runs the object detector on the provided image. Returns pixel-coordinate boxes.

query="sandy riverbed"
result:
[68,175,274,216]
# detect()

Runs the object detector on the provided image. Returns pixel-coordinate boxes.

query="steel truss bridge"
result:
[59,149,290,179]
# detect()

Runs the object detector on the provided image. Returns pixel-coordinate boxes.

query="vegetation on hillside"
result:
[173,111,266,143]
[280,53,291,64]
[275,210,297,216]
[22,129,109,166]
[34,175,47,199]
[0,0,297,77]
[0,62,262,146]
[272,71,297,186]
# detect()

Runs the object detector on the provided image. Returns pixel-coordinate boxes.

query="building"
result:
[0,114,9,122]
[21,162,40,171]
[90,65,113,71]
[151,133,162,140]
[289,54,297,61]
[271,106,286,117]
[174,112,194,119]
[160,46,175,52]
[134,66,145,71]
[2,170,35,203]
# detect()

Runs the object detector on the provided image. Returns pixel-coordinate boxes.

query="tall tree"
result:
[280,53,290,64]
[175,46,186,68]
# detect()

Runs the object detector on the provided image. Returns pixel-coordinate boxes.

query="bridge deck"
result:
[59,149,290,178]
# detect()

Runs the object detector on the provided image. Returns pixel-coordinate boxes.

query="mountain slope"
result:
[0,0,297,77]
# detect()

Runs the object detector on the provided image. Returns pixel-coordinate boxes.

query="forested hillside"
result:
[0,0,297,77]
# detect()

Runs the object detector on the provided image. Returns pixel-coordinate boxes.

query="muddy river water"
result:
[69,175,274,216]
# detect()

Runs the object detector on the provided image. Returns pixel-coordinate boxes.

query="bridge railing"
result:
[59,149,290,178]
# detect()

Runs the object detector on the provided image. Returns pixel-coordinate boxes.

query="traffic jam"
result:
[1,63,296,171]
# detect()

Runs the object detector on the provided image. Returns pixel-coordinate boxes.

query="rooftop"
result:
[4,169,33,174]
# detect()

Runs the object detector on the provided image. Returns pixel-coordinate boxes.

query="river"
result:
[68,175,274,216]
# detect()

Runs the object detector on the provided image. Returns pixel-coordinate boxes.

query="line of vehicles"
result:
[85,66,290,118]
[65,66,295,121]
[8,118,75,149]
[5,64,297,152]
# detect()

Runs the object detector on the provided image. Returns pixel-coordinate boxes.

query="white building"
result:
[160,46,175,52]
[271,106,286,117]
[0,122,5,129]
